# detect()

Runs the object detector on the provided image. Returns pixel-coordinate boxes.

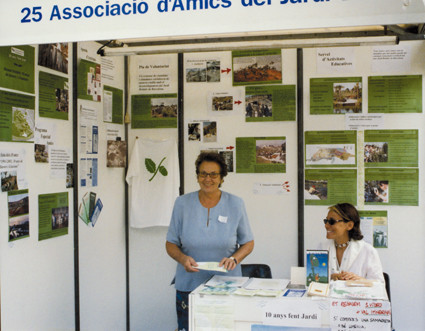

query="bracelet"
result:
[229,256,238,264]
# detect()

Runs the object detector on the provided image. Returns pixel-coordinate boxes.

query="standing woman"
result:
[322,203,384,282]
[166,152,254,331]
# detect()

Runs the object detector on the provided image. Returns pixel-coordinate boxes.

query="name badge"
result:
[218,215,228,223]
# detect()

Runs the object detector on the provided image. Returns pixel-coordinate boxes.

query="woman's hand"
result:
[181,255,199,273]
[339,271,364,281]
[219,257,237,271]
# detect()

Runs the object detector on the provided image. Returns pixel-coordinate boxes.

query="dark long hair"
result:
[328,203,363,240]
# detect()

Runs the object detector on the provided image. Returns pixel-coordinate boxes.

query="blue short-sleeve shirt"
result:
[166,190,254,292]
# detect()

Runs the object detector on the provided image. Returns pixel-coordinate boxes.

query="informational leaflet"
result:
[0,45,35,94]
[364,168,419,206]
[0,149,27,191]
[364,129,418,167]
[232,49,282,86]
[103,85,123,124]
[34,121,56,163]
[305,130,357,167]
[236,137,286,173]
[316,47,356,74]
[8,189,29,242]
[77,59,101,102]
[137,54,176,93]
[359,210,388,248]
[245,85,296,122]
[131,93,177,129]
[372,45,411,73]
[50,147,71,179]
[368,75,422,113]
[305,169,357,206]
[0,90,35,142]
[38,71,69,120]
[310,77,362,114]
[38,192,69,241]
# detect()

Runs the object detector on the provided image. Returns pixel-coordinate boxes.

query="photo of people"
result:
[55,87,69,114]
[8,191,29,241]
[364,142,388,163]
[245,94,272,118]
[35,144,49,163]
[219,150,234,172]
[1,171,18,192]
[203,121,217,143]
[233,54,282,83]
[365,180,389,203]
[306,144,355,165]
[256,139,286,164]
[373,227,388,248]
[333,82,362,113]
[51,206,69,230]
[304,180,328,200]
[38,43,69,74]
[107,140,127,168]
[151,98,178,118]
[206,60,220,82]
[212,96,233,111]
[188,123,201,141]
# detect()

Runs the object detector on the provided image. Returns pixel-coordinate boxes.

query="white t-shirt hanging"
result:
[126,138,179,228]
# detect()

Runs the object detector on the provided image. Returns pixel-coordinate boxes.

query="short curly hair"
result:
[328,203,364,240]
[195,152,228,179]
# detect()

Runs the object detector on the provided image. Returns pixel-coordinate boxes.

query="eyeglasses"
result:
[198,171,220,179]
[323,218,348,226]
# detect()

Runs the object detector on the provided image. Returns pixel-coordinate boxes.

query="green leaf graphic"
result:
[158,166,168,177]
[145,158,156,174]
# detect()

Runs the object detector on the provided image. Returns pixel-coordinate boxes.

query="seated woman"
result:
[321,203,384,282]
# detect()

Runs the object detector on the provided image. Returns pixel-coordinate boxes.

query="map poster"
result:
[245,85,296,122]
[38,192,69,241]
[368,75,422,113]
[305,130,357,167]
[364,129,418,168]
[39,71,69,120]
[310,77,362,114]
[305,169,357,206]
[0,45,35,94]
[236,136,286,173]
[131,93,178,129]
[0,90,35,142]
[232,49,282,86]
[365,168,418,206]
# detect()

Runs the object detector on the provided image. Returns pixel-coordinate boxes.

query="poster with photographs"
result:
[310,77,362,114]
[78,59,102,102]
[186,57,221,83]
[207,89,243,116]
[365,168,418,206]
[232,49,282,86]
[305,131,357,167]
[245,85,296,122]
[0,149,27,191]
[236,136,286,173]
[131,93,177,129]
[200,147,234,173]
[187,120,217,143]
[359,210,388,248]
[305,169,357,206]
[34,122,56,163]
[107,140,127,167]
[39,71,69,120]
[38,192,69,241]
[8,189,30,242]
[38,43,69,74]
[364,129,418,168]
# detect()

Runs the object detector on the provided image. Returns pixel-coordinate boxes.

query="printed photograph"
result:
[245,94,272,118]
[9,215,29,241]
[51,206,69,230]
[107,140,127,168]
[233,54,282,83]
[151,98,178,118]
[203,121,217,143]
[66,163,74,188]
[206,60,220,82]
[365,180,389,203]
[186,67,206,82]
[373,227,388,248]
[188,123,201,141]
[55,88,69,113]
[87,65,102,102]
[306,144,355,165]
[333,82,362,114]
[304,180,328,200]
[364,142,388,163]
[219,150,234,172]
[212,96,233,111]
[34,144,49,163]
[38,43,69,74]
[1,171,18,192]
[8,191,29,218]
[256,139,286,164]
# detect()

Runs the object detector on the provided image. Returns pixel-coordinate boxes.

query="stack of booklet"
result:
[200,275,290,297]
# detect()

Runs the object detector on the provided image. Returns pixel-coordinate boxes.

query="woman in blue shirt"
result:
[166,152,254,331]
